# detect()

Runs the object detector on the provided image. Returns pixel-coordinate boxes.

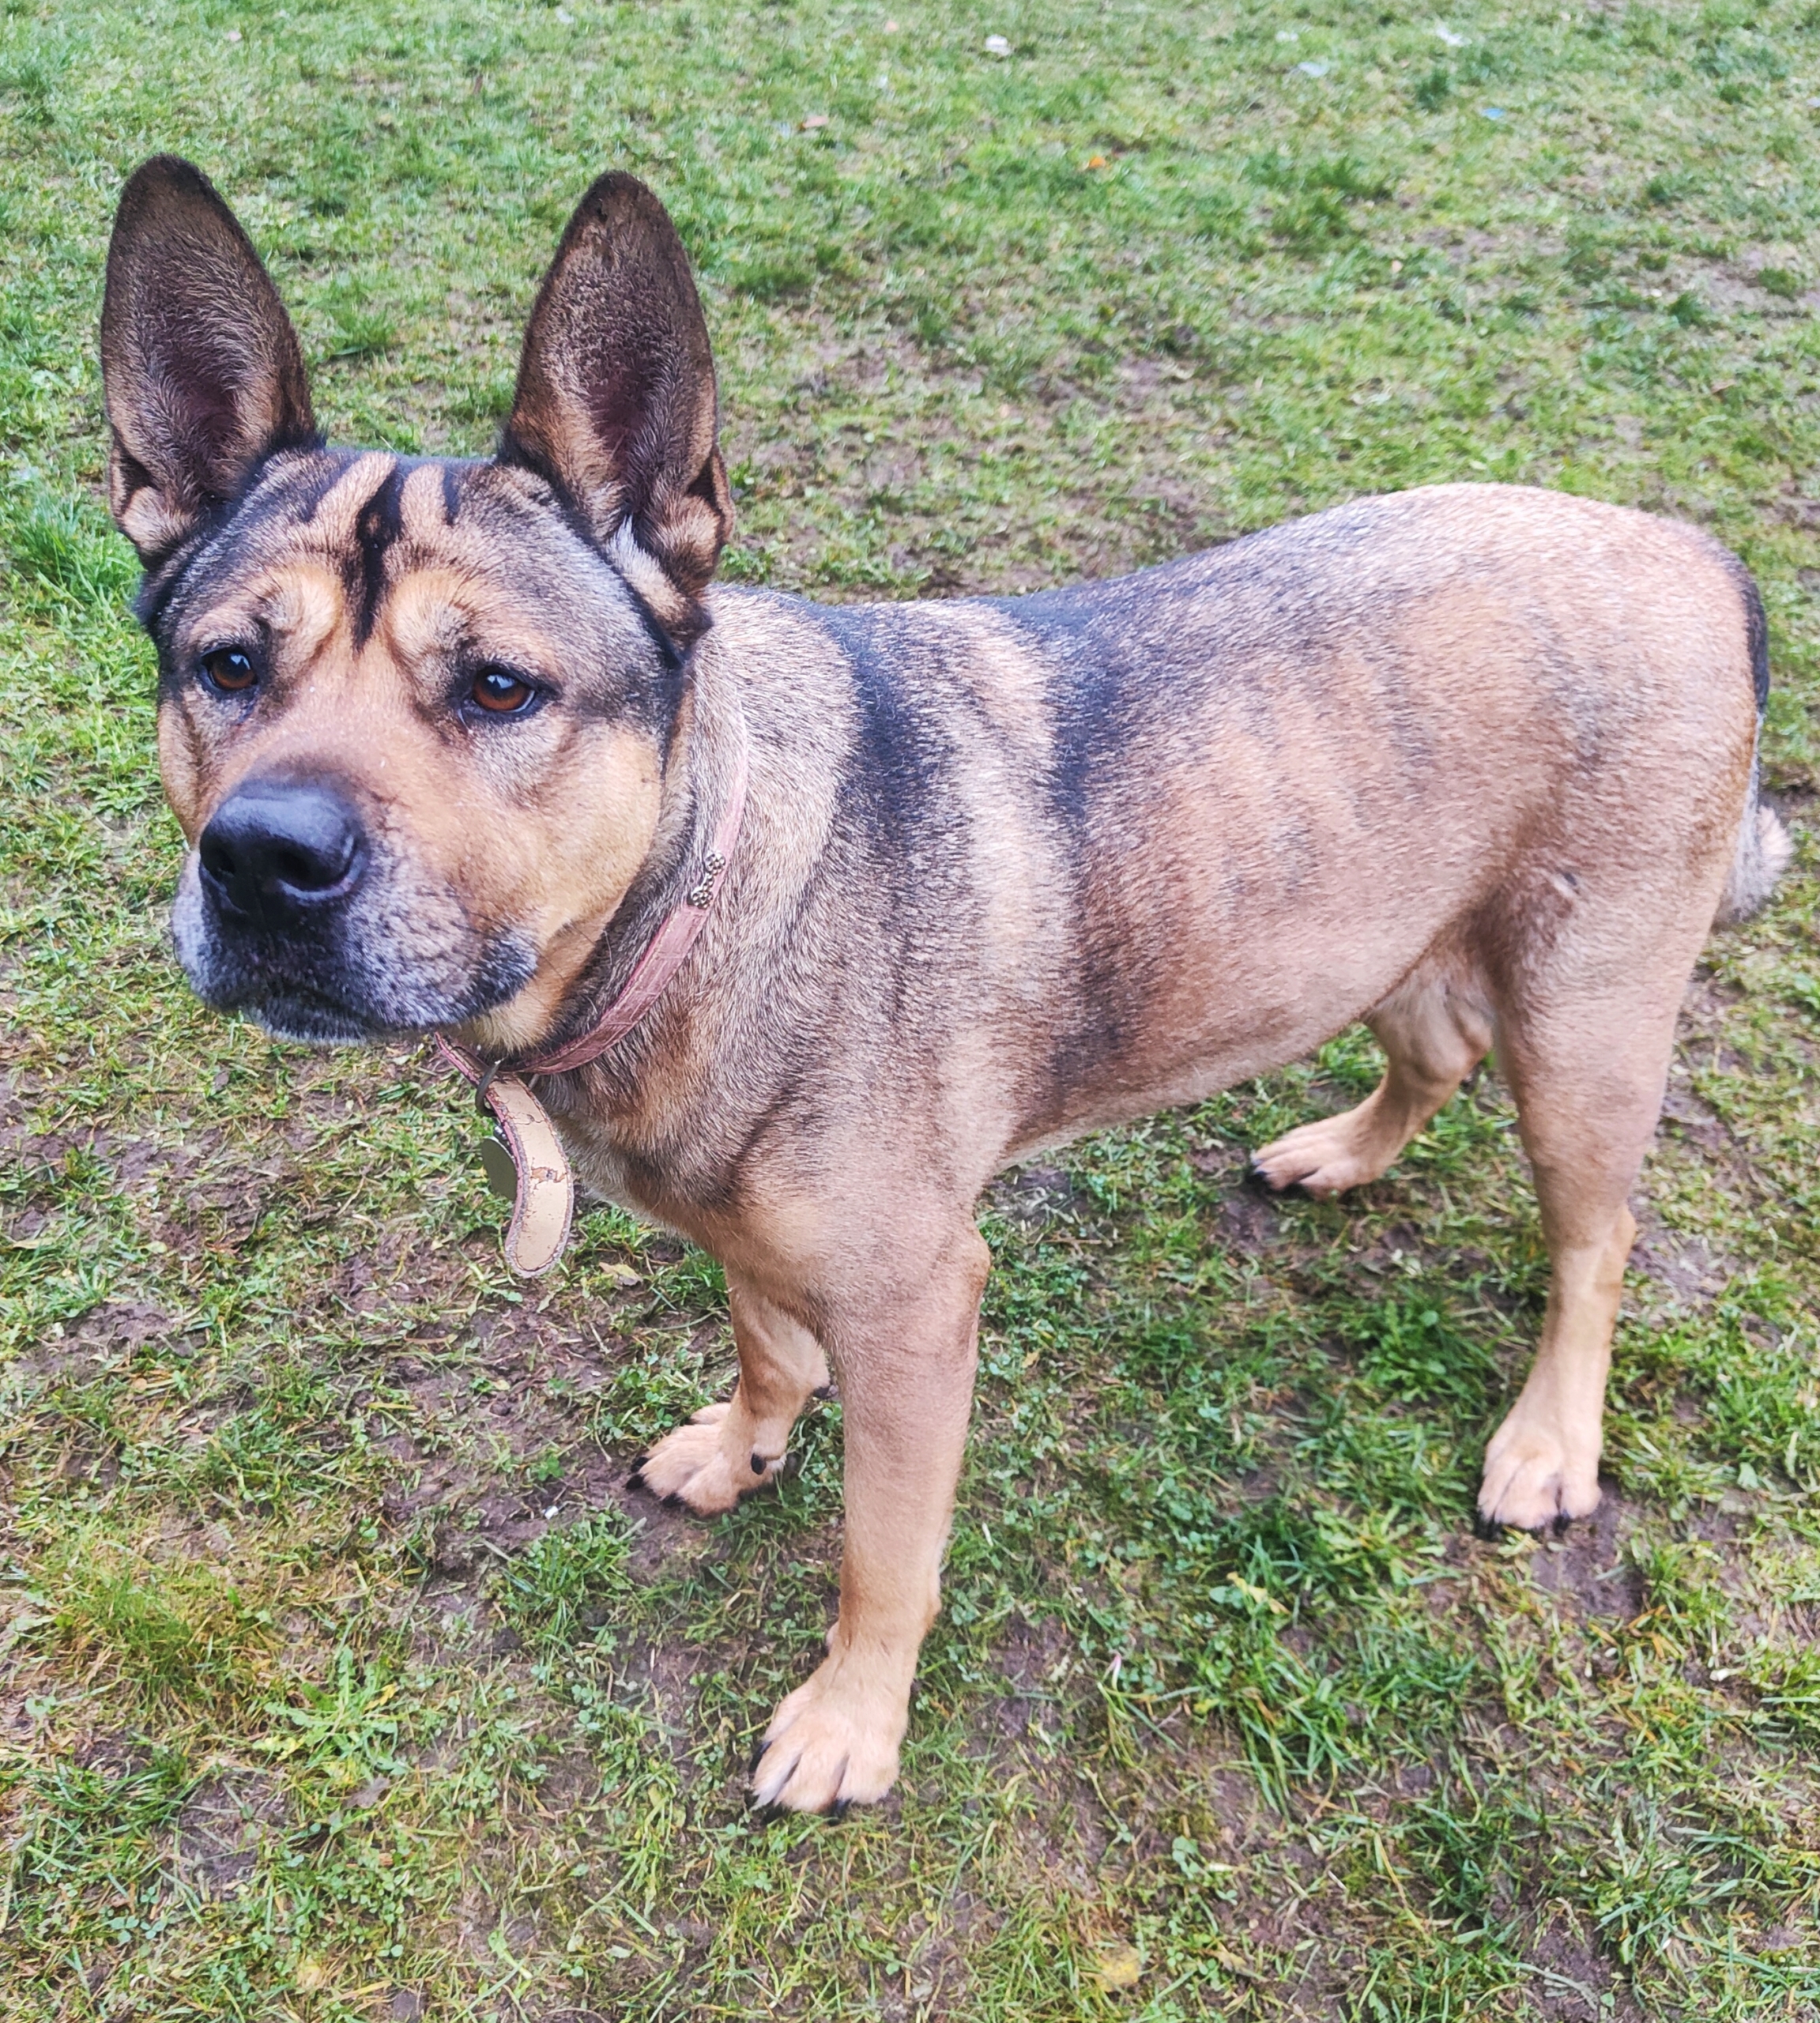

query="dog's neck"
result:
[460,666,748,1068]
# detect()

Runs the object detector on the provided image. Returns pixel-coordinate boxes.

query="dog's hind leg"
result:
[633,1277,830,1515]
[1252,966,1494,1198]
[1476,976,1684,1533]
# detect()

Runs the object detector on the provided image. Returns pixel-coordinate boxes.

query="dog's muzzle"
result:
[173,774,534,1044]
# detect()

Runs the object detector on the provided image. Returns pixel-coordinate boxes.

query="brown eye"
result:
[200,647,258,695]
[470,665,537,715]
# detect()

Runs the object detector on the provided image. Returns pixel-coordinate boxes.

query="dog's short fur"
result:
[103,158,1789,1810]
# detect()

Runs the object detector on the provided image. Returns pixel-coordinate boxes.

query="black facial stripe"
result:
[351,462,406,649]
[135,540,205,636]
[281,454,346,528]
[618,570,688,681]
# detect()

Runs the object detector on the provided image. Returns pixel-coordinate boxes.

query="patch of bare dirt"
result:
[989,1611,1076,1746]
[365,1299,746,1600]
[164,1769,289,1897]
[1523,1493,1644,1623]
[1522,1919,1649,2021]
[713,315,1239,599]
[985,1162,1094,1229]
[1628,1215,1738,1311]
[1210,1182,1282,1256]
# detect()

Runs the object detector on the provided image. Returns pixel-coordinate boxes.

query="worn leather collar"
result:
[436,708,750,1275]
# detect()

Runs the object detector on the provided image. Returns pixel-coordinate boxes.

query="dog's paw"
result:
[633,1402,782,1516]
[1250,1113,1385,1198]
[749,1656,906,1813]
[1478,1404,1600,1533]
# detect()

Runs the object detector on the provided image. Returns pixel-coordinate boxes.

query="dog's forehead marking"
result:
[384,565,489,662]
[381,566,576,689]
[303,451,400,548]
[174,554,345,661]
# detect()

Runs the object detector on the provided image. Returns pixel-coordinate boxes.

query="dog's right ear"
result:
[100,156,316,564]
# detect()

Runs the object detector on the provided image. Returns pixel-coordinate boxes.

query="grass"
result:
[2,0,1818,2015]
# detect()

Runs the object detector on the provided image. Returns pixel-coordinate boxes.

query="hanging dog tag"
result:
[434,1040,576,1276]
[473,1069,575,1276]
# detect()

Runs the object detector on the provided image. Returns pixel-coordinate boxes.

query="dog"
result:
[100,156,1788,1811]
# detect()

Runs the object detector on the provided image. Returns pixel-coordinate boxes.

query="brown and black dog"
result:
[100,157,1788,1810]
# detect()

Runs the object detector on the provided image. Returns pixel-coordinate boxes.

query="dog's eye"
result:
[199,647,258,695]
[469,665,538,715]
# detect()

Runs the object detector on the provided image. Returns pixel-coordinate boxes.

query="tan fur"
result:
[102,160,1789,1816]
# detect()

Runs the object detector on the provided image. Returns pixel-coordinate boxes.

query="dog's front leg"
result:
[634,1279,831,1514]
[750,1223,989,1813]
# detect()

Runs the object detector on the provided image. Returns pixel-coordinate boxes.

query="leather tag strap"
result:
[436,1043,574,1277]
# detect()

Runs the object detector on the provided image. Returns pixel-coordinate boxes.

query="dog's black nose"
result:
[198,781,366,925]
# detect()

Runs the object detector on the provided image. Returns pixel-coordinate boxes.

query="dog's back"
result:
[710,482,1780,1164]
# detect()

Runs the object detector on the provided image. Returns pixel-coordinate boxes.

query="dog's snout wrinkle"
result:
[199,779,366,925]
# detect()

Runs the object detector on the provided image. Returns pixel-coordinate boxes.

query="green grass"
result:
[3,0,1819,2015]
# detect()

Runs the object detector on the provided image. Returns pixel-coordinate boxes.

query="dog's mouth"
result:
[167,774,537,1046]
[217,975,397,1047]
[170,848,537,1047]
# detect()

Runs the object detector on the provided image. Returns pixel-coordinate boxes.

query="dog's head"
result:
[100,157,734,1048]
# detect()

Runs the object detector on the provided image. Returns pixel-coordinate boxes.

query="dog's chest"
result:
[552,1107,639,1209]
[546,1102,691,1239]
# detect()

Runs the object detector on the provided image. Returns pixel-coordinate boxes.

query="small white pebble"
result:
[985,33,1010,55]
[1276,28,1299,41]
[1297,59,1329,77]
[224,26,242,40]
[1434,24,1467,46]
[544,1505,559,1519]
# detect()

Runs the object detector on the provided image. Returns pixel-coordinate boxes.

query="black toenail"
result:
[626,1470,646,1491]
[812,1383,835,1400]
[752,1452,767,1475]
[1472,1513,1502,1542]
[1551,1513,1571,1538]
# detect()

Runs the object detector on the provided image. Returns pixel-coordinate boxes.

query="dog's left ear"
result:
[501,172,733,648]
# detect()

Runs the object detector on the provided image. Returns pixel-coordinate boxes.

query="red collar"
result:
[519,728,748,1076]
[433,715,749,1278]
[446,718,748,1081]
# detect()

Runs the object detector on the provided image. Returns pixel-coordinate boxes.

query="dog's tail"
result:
[1713,564,1792,930]
[1717,769,1792,929]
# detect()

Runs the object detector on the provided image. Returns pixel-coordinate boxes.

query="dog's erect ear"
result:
[501,172,733,646]
[100,156,316,564]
